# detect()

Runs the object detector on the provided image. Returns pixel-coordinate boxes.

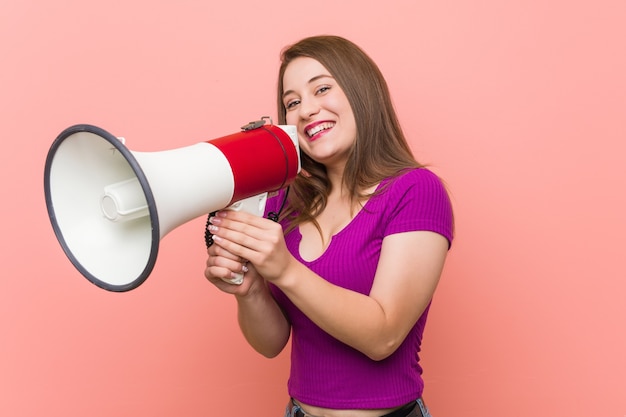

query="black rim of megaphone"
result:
[44,124,160,292]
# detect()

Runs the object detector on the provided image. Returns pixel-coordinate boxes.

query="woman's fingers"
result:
[207,210,292,282]
[206,251,247,274]
[208,241,248,264]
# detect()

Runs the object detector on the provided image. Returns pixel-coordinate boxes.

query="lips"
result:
[305,121,335,140]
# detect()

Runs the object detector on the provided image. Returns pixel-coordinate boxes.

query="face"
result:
[282,57,357,169]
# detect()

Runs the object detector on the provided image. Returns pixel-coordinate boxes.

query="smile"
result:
[306,122,335,139]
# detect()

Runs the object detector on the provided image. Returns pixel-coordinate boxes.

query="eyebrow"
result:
[282,74,334,99]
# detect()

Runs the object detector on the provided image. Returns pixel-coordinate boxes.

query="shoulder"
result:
[379,168,454,245]
[383,168,449,197]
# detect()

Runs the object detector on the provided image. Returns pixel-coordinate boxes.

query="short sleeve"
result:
[382,169,454,246]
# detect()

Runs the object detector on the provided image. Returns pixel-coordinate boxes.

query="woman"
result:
[204,35,453,417]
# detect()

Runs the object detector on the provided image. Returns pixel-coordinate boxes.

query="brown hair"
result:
[276,35,421,231]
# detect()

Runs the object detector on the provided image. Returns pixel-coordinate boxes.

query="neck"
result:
[325,164,346,194]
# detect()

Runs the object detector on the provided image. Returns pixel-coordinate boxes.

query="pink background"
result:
[1,1,625,415]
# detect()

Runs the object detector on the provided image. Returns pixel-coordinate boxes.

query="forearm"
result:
[274,232,447,360]
[276,262,408,361]
[206,211,446,360]
[236,280,291,358]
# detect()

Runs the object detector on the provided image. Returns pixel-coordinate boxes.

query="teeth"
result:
[307,122,334,137]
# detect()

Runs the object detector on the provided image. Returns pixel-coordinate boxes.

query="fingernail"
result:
[207,224,218,232]
[209,216,221,225]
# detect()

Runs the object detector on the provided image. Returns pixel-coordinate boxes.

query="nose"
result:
[298,97,320,119]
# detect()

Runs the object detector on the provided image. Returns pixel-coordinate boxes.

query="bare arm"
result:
[208,211,449,360]
[235,272,291,358]
[205,246,290,358]
[276,231,447,360]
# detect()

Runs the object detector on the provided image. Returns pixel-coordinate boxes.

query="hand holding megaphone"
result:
[204,193,270,285]
[44,118,300,292]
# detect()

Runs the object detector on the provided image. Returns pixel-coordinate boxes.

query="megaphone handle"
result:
[205,193,269,285]
[204,211,218,248]
[204,216,245,285]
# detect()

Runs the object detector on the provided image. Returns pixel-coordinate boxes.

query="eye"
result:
[316,85,331,95]
[285,99,300,110]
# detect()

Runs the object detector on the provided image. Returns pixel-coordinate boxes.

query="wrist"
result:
[234,277,269,303]
[271,258,301,291]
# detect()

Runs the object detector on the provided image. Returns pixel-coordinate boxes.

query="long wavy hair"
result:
[276,35,422,232]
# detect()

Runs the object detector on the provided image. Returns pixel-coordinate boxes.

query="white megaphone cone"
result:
[44,120,300,292]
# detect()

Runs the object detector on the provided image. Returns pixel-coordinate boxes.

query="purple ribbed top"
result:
[266,168,454,409]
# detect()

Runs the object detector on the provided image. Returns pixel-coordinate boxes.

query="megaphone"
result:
[44,119,300,292]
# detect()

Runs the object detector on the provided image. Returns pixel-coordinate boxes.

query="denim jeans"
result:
[284,398,433,417]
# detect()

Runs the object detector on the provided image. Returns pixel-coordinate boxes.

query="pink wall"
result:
[1,1,624,415]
